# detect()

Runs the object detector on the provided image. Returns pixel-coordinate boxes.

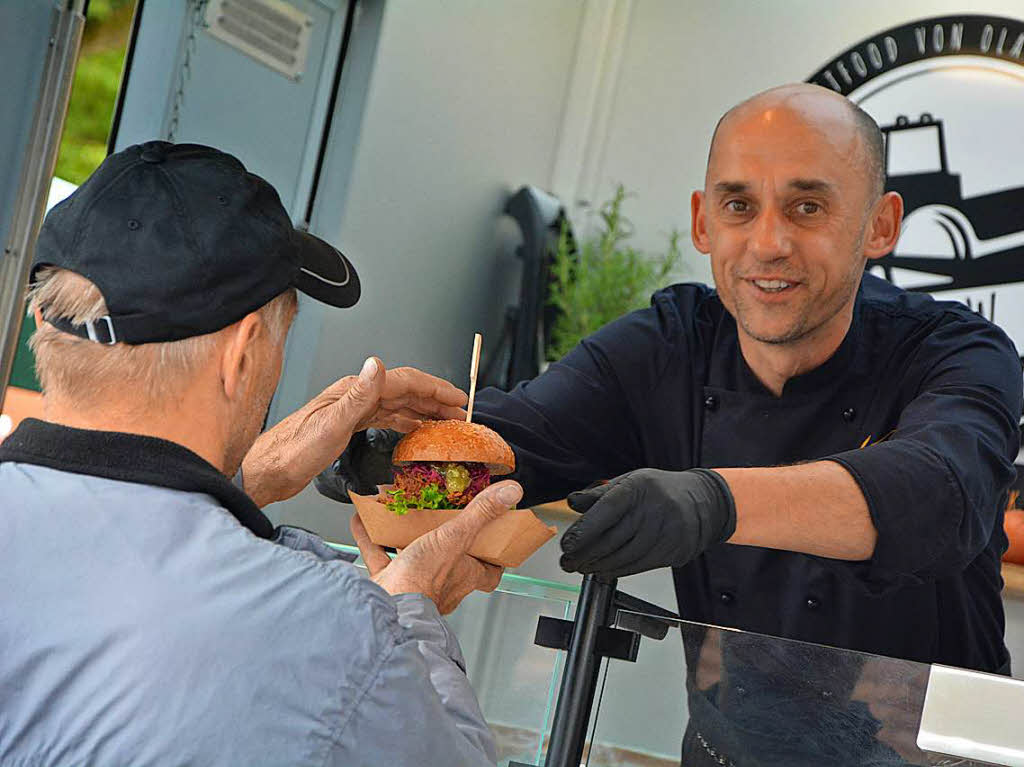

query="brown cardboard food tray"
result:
[349,486,557,568]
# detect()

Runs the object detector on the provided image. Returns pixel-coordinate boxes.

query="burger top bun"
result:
[393,420,515,475]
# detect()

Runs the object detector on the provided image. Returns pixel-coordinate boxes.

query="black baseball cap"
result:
[32,141,359,345]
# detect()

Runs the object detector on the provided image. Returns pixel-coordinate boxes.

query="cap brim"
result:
[292,230,361,308]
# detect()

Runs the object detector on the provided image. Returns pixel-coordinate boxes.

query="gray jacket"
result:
[0,419,495,766]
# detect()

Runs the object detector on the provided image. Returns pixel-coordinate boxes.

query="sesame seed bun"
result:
[393,420,515,475]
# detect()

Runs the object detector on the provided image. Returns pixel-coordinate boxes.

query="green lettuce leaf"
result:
[385,483,461,515]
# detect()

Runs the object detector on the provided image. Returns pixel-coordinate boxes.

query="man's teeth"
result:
[753,279,791,292]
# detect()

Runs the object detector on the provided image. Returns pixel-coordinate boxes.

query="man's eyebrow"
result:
[712,181,749,195]
[788,178,834,193]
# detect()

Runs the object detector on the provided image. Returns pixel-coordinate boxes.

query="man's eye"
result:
[797,201,822,215]
[725,200,748,213]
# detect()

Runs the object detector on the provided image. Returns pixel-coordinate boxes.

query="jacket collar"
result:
[709,287,864,398]
[0,418,274,539]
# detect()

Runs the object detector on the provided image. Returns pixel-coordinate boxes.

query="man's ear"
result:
[32,305,43,327]
[864,191,903,261]
[691,190,711,254]
[221,312,264,402]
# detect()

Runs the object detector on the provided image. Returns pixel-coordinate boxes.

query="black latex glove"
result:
[313,428,404,503]
[559,468,737,578]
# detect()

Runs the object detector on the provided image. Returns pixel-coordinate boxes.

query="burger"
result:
[384,420,515,514]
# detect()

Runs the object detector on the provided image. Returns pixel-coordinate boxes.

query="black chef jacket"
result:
[474,273,1022,673]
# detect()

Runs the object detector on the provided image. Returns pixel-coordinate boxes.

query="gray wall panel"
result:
[0,1,56,264]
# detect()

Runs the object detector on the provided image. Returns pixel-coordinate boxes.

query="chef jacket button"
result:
[704,395,719,412]
[805,596,821,610]
[821,690,833,700]
[719,591,734,605]
[842,407,856,422]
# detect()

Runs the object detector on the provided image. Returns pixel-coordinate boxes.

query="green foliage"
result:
[53,2,134,184]
[55,46,126,184]
[546,186,681,361]
[385,484,460,515]
[84,0,135,27]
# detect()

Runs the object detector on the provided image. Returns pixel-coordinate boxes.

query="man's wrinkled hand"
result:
[351,480,523,614]
[559,468,737,578]
[242,357,468,507]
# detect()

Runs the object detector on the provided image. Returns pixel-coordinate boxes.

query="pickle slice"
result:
[442,463,471,495]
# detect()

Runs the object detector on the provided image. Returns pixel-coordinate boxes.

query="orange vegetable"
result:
[1006,510,1024,565]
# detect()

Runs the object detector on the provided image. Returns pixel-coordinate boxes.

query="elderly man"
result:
[0,142,521,765]
[324,84,1023,762]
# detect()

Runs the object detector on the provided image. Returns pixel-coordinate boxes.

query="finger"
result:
[438,561,503,613]
[478,562,504,593]
[376,406,439,423]
[350,513,392,575]
[437,480,522,547]
[383,367,468,408]
[558,503,642,571]
[377,395,468,421]
[575,552,656,579]
[567,480,616,513]
[365,428,405,452]
[371,415,423,434]
[326,357,387,437]
[560,480,638,556]
[573,515,673,578]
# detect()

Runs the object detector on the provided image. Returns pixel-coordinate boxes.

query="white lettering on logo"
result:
[867,42,884,69]
[915,26,927,54]
[1011,33,1024,58]
[885,35,898,62]
[836,60,852,85]
[997,27,1008,54]
[851,51,868,76]
[933,24,944,52]
[950,23,964,51]
[981,24,994,52]
[822,70,842,91]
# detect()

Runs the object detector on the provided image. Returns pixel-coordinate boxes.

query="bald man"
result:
[324,83,1021,758]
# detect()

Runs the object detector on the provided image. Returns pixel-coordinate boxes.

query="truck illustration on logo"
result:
[873,113,1024,292]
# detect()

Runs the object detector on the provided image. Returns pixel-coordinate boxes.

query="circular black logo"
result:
[810,15,1024,349]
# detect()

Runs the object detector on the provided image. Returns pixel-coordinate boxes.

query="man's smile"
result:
[742,276,802,300]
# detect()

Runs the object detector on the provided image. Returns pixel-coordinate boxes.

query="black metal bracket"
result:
[515,577,680,767]
[534,615,640,662]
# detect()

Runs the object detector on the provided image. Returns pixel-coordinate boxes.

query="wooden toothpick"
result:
[466,333,482,422]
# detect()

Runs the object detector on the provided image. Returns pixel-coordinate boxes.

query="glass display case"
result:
[330,543,580,767]
[581,609,1024,767]
[330,550,1024,767]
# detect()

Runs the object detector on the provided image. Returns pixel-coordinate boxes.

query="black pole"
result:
[543,573,618,767]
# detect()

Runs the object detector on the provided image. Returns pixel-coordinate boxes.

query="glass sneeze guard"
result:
[581,608,1024,767]
[328,542,579,767]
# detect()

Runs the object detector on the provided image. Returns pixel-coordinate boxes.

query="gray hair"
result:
[28,267,297,407]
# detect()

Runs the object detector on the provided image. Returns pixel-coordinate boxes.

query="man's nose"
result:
[749,206,792,260]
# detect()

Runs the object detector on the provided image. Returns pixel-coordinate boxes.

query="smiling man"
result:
[322,84,1022,759]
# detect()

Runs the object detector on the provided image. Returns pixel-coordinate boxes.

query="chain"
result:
[695,732,736,767]
[167,0,210,142]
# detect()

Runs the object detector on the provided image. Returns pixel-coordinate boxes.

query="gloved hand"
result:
[314,428,404,503]
[559,468,737,578]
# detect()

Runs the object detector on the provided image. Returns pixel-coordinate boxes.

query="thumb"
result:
[567,479,614,513]
[443,480,523,547]
[331,357,385,433]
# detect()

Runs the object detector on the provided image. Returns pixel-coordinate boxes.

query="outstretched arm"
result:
[719,461,876,560]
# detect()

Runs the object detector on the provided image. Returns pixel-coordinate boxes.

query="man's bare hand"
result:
[242,357,467,507]
[350,480,523,614]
